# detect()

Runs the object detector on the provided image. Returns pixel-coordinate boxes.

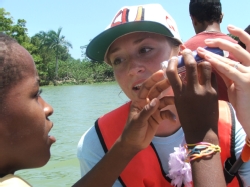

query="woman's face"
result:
[107,32,178,101]
[1,44,55,170]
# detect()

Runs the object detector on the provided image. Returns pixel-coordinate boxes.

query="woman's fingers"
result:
[205,39,250,65]
[203,38,250,66]
[197,46,249,73]
[227,25,250,53]
[203,54,245,88]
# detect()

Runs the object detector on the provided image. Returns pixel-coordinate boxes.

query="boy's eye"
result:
[36,89,43,97]
[139,47,152,54]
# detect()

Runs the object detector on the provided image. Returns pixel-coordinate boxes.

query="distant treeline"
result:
[0,8,114,86]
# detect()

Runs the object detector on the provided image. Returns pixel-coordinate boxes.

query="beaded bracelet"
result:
[184,142,221,162]
[241,137,250,162]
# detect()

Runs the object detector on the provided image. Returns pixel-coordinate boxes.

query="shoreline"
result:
[41,78,116,86]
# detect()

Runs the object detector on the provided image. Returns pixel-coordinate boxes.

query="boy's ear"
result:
[190,15,197,26]
[220,13,224,23]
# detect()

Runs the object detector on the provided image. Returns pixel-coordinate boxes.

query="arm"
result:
[74,137,140,187]
[196,25,250,139]
[168,50,226,187]
[146,50,226,187]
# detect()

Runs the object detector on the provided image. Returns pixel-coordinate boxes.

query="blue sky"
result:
[1,0,249,59]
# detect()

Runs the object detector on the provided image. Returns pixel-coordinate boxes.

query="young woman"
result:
[77,3,250,187]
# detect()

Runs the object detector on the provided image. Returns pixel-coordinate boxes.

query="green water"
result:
[16,82,129,187]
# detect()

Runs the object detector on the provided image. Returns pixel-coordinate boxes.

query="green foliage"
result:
[0,8,114,86]
[41,27,73,78]
[56,58,114,84]
[228,33,239,42]
[0,8,13,33]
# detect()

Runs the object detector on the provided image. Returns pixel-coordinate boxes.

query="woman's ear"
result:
[179,44,186,55]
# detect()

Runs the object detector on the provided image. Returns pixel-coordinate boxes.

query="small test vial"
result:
[161,47,229,82]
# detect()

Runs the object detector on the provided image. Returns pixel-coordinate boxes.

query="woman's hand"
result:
[197,25,250,138]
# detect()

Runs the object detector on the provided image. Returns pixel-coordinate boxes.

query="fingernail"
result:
[204,39,213,43]
[169,56,178,61]
[205,54,212,60]
[150,98,157,107]
[182,48,192,54]
[197,47,205,52]
[228,25,235,30]
[170,112,176,121]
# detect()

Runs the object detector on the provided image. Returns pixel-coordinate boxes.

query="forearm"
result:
[191,152,226,187]
[73,137,138,187]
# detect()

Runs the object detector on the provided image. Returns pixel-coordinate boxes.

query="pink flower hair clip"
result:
[167,145,192,187]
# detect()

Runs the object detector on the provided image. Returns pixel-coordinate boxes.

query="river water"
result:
[16,82,129,187]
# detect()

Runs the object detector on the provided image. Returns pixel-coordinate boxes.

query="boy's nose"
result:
[43,100,54,117]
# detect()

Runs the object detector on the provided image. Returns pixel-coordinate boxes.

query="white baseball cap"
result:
[86,4,182,63]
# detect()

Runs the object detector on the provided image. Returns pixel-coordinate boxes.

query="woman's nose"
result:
[128,60,145,76]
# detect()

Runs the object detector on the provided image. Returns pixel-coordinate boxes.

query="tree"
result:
[31,31,55,83]
[43,27,72,78]
[0,8,13,33]
[0,8,28,45]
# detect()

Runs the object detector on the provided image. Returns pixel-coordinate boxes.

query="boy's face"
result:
[107,32,178,101]
[1,44,55,170]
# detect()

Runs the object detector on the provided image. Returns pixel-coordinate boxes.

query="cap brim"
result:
[86,21,176,62]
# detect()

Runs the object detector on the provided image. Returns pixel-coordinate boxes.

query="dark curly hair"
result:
[189,0,222,24]
[0,33,24,104]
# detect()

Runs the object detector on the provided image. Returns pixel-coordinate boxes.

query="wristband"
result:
[185,142,221,162]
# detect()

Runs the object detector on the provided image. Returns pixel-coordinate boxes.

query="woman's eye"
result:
[139,47,152,54]
[112,58,124,66]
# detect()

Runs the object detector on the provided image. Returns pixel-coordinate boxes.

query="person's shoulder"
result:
[219,33,237,43]
[184,34,206,50]
[184,34,198,44]
[77,125,98,150]
[0,174,32,187]
[77,124,106,161]
[185,32,237,50]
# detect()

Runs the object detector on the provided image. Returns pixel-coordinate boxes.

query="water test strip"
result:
[161,47,229,81]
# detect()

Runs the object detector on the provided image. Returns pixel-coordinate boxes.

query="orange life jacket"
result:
[95,101,242,187]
